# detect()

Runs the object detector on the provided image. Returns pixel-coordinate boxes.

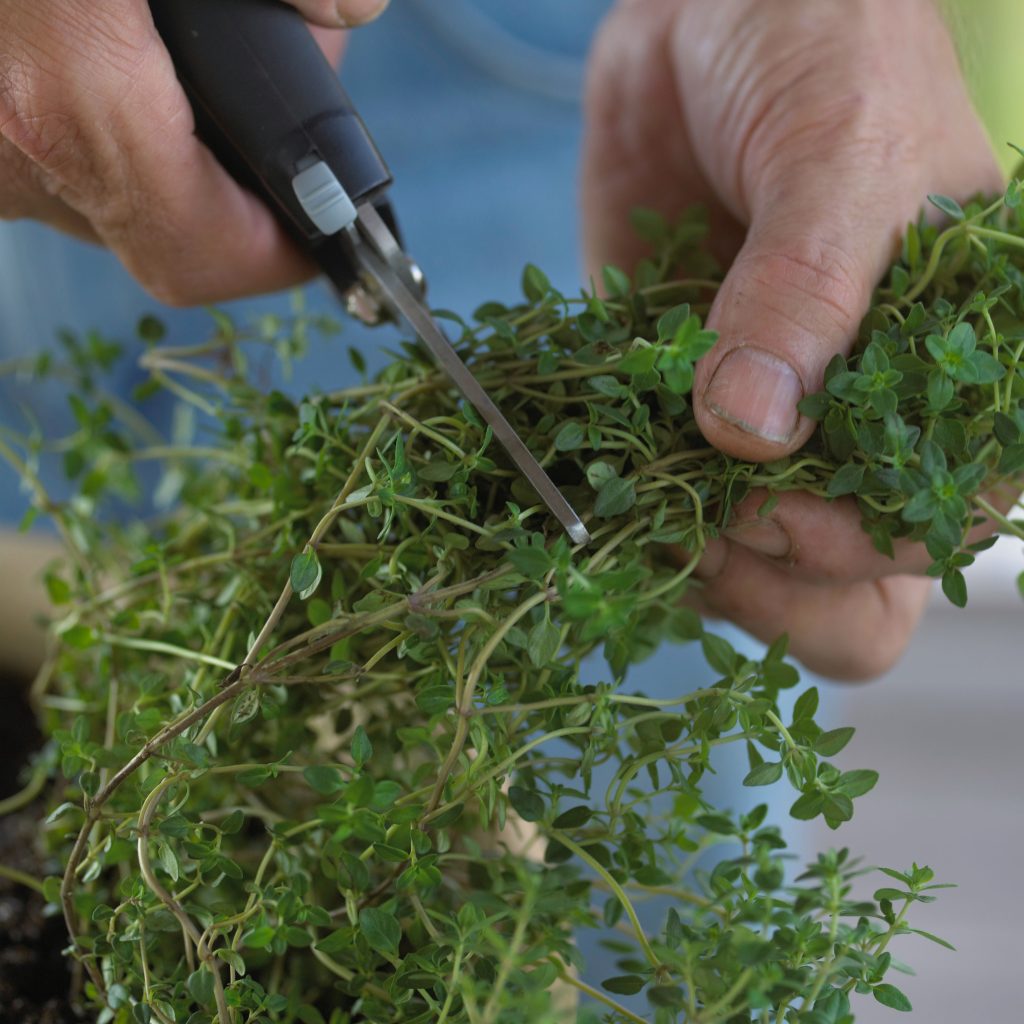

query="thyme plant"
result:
[3,184,1024,1024]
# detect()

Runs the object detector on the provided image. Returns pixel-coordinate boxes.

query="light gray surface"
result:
[810,578,1023,1021]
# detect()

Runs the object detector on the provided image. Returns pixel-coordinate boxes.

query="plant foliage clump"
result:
[3,184,1024,1024]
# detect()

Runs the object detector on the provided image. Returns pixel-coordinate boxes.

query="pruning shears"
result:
[149,0,590,545]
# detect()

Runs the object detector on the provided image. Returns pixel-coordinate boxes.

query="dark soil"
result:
[0,679,78,1024]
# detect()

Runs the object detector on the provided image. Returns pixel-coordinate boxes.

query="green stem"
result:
[974,495,1024,540]
[98,634,236,671]
[0,862,45,893]
[552,832,662,971]
[0,758,48,816]
[547,963,649,1024]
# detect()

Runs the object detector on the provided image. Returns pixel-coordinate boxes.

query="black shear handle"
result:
[150,0,392,287]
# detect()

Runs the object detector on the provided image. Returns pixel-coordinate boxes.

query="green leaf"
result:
[798,391,832,420]
[585,460,619,490]
[527,617,561,667]
[998,443,1024,475]
[648,985,686,1008]
[554,421,586,452]
[874,887,910,902]
[290,549,322,599]
[137,314,166,343]
[602,975,646,996]
[968,350,1005,383]
[552,805,592,829]
[44,574,72,605]
[926,369,954,411]
[352,726,373,770]
[314,928,352,955]
[873,983,913,1012]
[793,687,819,722]
[823,793,854,823]
[815,727,855,757]
[187,968,216,1006]
[61,624,95,649]
[927,193,965,221]
[835,768,879,797]
[994,411,1021,446]
[602,264,631,297]
[910,928,955,951]
[244,925,276,949]
[359,906,401,955]
[220,809,245,835]
[307,597,332,626]
[231,688,260,727]
[942,568,968,607]
[521,263,551,302]
[618,346,658,375]
[953,461,987,495]
[656,304,692,341]
[237,766,272,787]
[827,462,865,497]
[946,321,976,356]
[630,206,667,242]
[508,543,552,577]
[42,876,62,905]
[303,765,345,795]
[588,374,631,399]
[415,686,452,715]
[594,475,636,518]
[790,792,824,820]
[743,761,783,787]
[902,489,938,523]
[508,785,544,822]
[701,633,736,676]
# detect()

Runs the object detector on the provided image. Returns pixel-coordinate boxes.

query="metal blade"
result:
[352,205,590,546]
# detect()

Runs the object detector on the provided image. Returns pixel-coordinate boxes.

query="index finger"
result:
[722,488,1010,584]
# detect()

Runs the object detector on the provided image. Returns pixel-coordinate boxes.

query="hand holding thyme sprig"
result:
[2,183,1022,1024]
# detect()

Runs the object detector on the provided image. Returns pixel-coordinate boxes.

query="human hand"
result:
[582,0,1004,679]
[0,0,386,305]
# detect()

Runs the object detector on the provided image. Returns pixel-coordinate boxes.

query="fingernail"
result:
[335,0,389,26]
[704,346,803,444]
[725,518,793,559]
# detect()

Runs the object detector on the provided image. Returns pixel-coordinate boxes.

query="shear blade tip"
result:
[567,522,591,546]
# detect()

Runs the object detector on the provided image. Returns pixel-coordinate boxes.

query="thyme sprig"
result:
[3,184,1023,1023]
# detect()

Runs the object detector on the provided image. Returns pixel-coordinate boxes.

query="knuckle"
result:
[0,4,158,186]
[7,107,86,180]
[0,56,94,207]
[739,234,866,332]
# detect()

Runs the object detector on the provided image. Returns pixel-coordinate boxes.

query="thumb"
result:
[686,2,1003,463]
[692,162,910,462]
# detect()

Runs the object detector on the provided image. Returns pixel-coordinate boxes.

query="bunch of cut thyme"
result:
[1,182,1022,1024]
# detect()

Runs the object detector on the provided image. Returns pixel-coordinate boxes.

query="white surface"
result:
[810,602,1023,1021]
